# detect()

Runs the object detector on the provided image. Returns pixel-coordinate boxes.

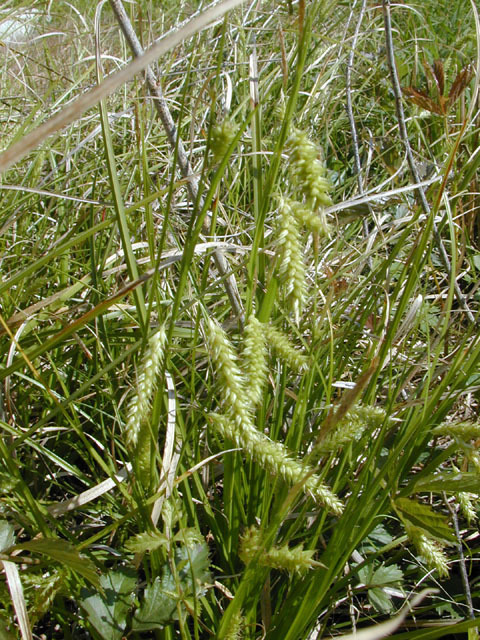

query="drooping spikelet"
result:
[432,421,480,441]
[124,327,167,449]
[239,526,316,575]
[316,404,387,455]
[288,128,333,209]
[466,449,480,472]
[211,414,343,515]
[210,119,238,162]
[290,199,330,236]
[206,320,342,513]
[457,492,478,525]
[275,197,306,319]
[263,322,309,372]
[124,327,167,488]
[242,315,267,408]
[223,610,245,640]
[405,524,449,578]
[205,318,254,434]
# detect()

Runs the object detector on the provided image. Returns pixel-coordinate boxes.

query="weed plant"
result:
[0,0,479,638]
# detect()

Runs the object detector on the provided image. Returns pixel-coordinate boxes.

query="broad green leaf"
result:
[357,564,374,586]
[358,564,402,588]
[409,472,480,494]
[15,538,100,587]
[0,520,15,553]
[173,528,204,548]
[176,543,211,590]
[368,525,394,546]
[132,543,211,632]
[394,498,456,543]
[131,572,177,631]
[371,564,403,587]
[368,587,394,613]
[80,568,137,640]
[124,530,169,554]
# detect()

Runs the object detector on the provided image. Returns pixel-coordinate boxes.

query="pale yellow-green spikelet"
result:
[210,119,238,162]
[242,315,267,408]
[124,328,167,487]
[316,404,387,454]
[205,318,255,435]
[290,198,330,236]
[210,413,343,515]
[287,128,333,209]
[432,421,480,441]
[239,526,316,575]
[206,320,341,513]
[467,449,480,472]
[276,197,306,318]
[457,492,478,525]
[223,610,245,640]
[124,327,167,449]
[405,524,449,578]
[263,323,309,372]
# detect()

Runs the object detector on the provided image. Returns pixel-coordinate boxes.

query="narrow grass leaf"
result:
[15,539,100,588]
[3,561,32,640]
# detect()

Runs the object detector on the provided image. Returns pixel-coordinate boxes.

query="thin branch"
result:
[444,494,475,620]
[345,0,366,187]
[0,0,246,175]
[109,0,244,322]
[382,0,475,324]
[345,0,373,259]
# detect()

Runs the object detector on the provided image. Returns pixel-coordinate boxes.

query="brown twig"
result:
[444,494,476,620]
[109,0,244,323]
[345,0,373,264]
[382,0,476,324]
[0,0,245,174]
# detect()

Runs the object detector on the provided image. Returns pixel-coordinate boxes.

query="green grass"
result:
[0,1,479,638]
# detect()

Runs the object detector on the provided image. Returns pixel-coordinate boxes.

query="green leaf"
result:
[357,564,374,586]
[124,530,169,554]
[0,520,15,553]
[368,587,394,613]
[409,472,480,494]
[176,543,211,589]
[173,528,204,548]
[80,568,137,640]
[132,543,211,632]
[368,524,394,546]
[468,627,479,640]
[388,616,480,639]
[131,572,177,631]
[434,602,462,618]
[358,564,403,588]
[15,538,100,587]
[395,498,456,543]
[0,617,16,640]
[371,564,403,587]
[473,254,480,271]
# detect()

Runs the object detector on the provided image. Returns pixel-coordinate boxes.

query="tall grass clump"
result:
[0,0,479,638]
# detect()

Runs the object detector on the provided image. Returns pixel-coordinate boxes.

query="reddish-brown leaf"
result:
[438,95,449,116]
[423,59,435,92]
[401,86,443,114]
[432,59,445,96]
[447,63,475,108]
